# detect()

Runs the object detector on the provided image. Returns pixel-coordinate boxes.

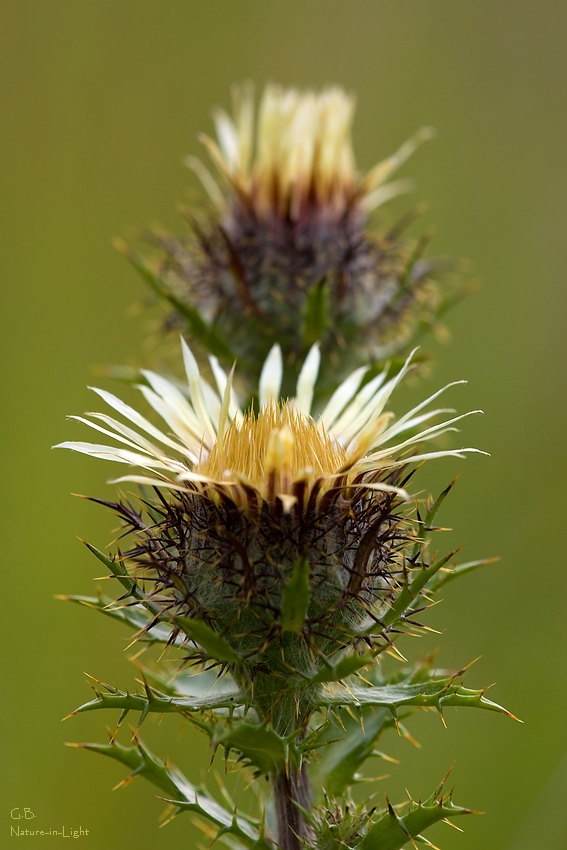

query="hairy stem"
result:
[273,766,313,850]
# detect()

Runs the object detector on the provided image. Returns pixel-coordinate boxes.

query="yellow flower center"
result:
[198,402,347,499]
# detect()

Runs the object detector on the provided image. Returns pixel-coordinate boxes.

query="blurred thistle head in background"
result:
[201,84,362,221]
[123,83,469,397]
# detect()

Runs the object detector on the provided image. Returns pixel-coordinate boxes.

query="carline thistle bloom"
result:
[57,340,482,727]
[135,84,449,393]
[58,80,512,850]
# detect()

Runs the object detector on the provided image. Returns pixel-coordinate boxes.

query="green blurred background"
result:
[2,2,566,847]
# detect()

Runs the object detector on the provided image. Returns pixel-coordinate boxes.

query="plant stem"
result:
[273,766,313,850]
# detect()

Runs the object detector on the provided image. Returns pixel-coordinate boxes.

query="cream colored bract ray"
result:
[191,82,434,220]
[55,338,485,510]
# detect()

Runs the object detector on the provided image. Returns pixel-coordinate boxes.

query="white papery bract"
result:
[193,83,433,220]
[56,338,482,512]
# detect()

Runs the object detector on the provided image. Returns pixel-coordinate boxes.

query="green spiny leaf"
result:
[66,678,243,722]
[85,541,136,596]
[115,239,234,361]
[426,557,498,593]
[309,653,376,685]
[319,677,512,718]
[303,277,330,347]
[137,662,238,699]
[357,786,473,850]
[411,479,457,561]
[423,478,456,530]
[309,657,445,798]
[67,736,263,847]
[175,617,241,663]
[280,557,311,634]
[83,545,239,663]
[214,721,289,775]
[380,550,458,633]
[67,737,184,797]
[84,542,163,618]
[310,707,395,798]
[57,593,180,645]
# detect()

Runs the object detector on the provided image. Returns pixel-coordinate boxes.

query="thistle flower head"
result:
[57,339,481,695]
[139,83,447,391]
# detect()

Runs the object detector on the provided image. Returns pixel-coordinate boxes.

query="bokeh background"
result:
[2,2,566,848]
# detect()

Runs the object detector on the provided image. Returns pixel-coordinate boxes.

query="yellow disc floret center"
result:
[198,402,347,498]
